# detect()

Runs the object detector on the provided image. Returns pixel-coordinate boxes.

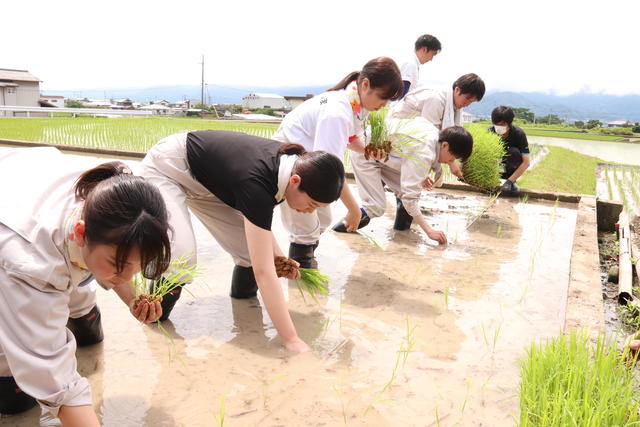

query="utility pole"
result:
[200,55,205,106]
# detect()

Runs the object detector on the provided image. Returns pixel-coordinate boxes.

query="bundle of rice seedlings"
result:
[274,255,297,278]
[297,268,330,303]
[133,254,201,310]
[365,108,427,163]
[462,125,506,190]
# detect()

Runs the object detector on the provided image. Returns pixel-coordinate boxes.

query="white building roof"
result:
[246,93,285,99]
[0,68,40,82]
[607,120,630,125]
[140,104,171,110]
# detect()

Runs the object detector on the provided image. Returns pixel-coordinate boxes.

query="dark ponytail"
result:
[75,162,171,280]
[292,151,345,203]
[327,57,403,101]
[277,143,307,156]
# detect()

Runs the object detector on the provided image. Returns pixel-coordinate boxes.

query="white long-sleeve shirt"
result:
[386,117,442,217]
[0,147,99,416]
[390,87,461,130]
[273,89,366,157]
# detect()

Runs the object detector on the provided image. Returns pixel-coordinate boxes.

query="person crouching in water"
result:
[333,121,473,244]
[141,130,345,353]
[0,148,171,425]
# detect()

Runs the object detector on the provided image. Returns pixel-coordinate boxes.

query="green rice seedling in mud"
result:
[364,316,417,416]
[519,330,640,427]
[213,394,226,427]
[461,125,506,190]
[465,192,500,231]
[332,385,348,424]
[357,229,383,249]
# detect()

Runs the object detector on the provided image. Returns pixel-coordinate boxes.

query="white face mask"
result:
[494,125,508,135]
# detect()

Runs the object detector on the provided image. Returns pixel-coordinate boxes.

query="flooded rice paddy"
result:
[6,152,579,427]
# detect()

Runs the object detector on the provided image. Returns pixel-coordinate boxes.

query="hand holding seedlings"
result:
[426,229,447,244]
[129,296,162,323]
[274,256,300,279]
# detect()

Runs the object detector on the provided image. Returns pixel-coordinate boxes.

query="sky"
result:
[3,0,639,96]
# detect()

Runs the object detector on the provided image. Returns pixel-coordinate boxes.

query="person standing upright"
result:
[399,34,442,98]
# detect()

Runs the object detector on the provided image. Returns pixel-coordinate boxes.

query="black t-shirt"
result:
[489,124,530,154]
[186,130,282,230]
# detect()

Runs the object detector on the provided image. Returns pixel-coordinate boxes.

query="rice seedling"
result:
[132,254,201,307]
[332,385,348,424]
[461,125,506,190]
[357,229,383,249]
[364,316,417,415]
[296,268,330,304]
[519,330,640,426]
[495,223,504,239]
[520,193,529,205]
[213,394,226,427]
[465,192,500,231]
[364,108,428,163]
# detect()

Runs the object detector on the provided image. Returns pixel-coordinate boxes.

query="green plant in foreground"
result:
[461,125,506,189]
[296,268,330,303]
[364,316,417,415]
[519,330,640,427]
[133,254,201,303]
[213,394,226,427]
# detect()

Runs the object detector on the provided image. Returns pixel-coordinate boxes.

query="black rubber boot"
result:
[332,208,371,233]
[150,278,184,321]
[0,377,37,415]
[67,305,104,347]
[230,265,258,299]
[393,198,413,231]
[288,243,318,269]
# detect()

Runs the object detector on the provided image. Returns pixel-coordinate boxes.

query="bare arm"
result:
[413,214,447,244]
[244,218,310,353]
[507,154,531,183]
[58,404,100,427]
[339,184,362,232]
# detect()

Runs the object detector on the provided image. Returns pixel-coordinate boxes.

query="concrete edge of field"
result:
[1,139,610,335]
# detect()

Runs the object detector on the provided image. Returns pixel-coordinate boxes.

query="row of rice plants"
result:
[0,117,278,152]
[602,165,640,216]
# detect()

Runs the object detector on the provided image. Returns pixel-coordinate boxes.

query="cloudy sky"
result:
[3,0,638,95]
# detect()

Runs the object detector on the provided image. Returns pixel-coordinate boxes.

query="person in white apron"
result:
[334,122,473,242]
[140,130,345,353]
[272,56,404,268]
[0,147,171,425]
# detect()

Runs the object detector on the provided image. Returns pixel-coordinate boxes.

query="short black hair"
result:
[491,106,515,125]
[439,126,473,161]
[415,34,441,52]
[452,73,485,101]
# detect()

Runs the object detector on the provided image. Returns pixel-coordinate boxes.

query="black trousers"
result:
[501,147,523,179]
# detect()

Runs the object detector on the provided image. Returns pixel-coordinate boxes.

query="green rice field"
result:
[0,117,278,152]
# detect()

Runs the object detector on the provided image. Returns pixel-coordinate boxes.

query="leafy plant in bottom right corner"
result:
[461,126,506,190]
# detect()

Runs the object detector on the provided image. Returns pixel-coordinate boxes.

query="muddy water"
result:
[528,135,640,165]
[6,152,578,427]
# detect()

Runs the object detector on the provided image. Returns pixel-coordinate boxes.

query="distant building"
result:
[139,103,171,115]
[461,111,478,123]
[242,93,288,109]
[284,94,314,110]
[0,68,41,116]
[40,94,65,107]
[607,120,631,128]
[112,98,133,109]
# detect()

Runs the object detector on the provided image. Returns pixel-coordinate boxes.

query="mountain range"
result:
[45,84,640,123]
